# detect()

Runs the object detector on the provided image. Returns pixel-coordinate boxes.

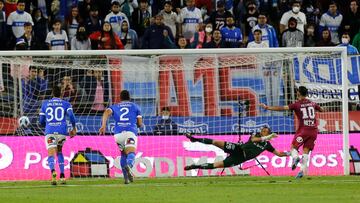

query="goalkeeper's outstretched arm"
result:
[260,103,289,111]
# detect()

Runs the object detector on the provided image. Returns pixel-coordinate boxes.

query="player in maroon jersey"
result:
[260,86,324,178]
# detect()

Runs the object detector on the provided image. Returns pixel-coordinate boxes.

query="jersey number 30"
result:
[46,107,65,122]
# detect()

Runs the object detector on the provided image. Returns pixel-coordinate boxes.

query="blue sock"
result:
[120,154,128,178]
[57,153,65,174]
[48,156,55,172]
[126,152,136,168]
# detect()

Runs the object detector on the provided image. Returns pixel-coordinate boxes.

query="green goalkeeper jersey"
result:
[240,133,275,160]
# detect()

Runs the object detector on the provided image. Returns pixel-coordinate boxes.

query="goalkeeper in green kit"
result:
[184,127,290,170]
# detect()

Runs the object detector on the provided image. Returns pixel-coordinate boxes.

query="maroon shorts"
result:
[291,128,318,151]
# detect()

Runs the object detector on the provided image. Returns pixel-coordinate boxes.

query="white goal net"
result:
[0,48,354,180]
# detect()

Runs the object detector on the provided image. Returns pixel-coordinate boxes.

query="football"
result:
[18,116,30,128]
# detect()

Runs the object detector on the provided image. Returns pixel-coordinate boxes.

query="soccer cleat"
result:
[125,165,134,182]
[51,171,57,185]
[184,165,199,171]
[124,178,130,185]
[295,171,304,179]
[291,157,300,170]
[185,133,197,142]
[60,173,66,185]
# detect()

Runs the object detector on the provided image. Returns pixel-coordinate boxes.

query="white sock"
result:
[291,148,299,160]
[300,154,309,174]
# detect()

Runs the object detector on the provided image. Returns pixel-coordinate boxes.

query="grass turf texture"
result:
[0,176,359,203]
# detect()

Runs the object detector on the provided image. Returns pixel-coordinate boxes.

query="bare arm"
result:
[99,108,112,135]
[137,116,143,128]
[260,103,289,111]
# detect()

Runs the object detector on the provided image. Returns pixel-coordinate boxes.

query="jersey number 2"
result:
[119,107,129,121]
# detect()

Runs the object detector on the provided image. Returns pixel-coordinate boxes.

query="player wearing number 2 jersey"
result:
[39,86,77,185]
[99,90,142,184]
[260,86,324,178]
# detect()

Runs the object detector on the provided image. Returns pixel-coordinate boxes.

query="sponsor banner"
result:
[73,116,295,134]
[317,111,360,132]
[293,55,360,102]
[0,134,359,180]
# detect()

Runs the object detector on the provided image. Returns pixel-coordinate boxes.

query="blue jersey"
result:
[109,101,141,135]
[39,98,76,135]
[221,26,243,48]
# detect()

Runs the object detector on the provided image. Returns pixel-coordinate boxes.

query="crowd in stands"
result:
[0,0,359,53]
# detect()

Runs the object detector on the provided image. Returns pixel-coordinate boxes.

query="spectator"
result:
[71,25,91,50]
[22,66,47,115]
[91,70,109,113]
[243,1,259,40]
[280,0,307,33]
[281,17,304,47]
[117,0,139,22]
[119,20,138,49]
[303,0,320,25]
[65,6,83,46]
[105,1,129,35]
[4,0,17,17]
[45,19,69,50]
[304,23,316,47]
[15,37,27,50]
[316,28,335,46]
[153,107,178,135]
[142,15,174,49]
[338,33,359,55]
[177,0,203,40]
[131,0,151,39]
[6,0,34,48]
[85,5,102,50]
[247,29,269,48]
[190,23,213,48]
[220,15,242,48]
[159,1,178,38]
[207,0,231,30]
[319,1,343,44]
[248,13,279,47]
[195,0,212,16]
[203,29,227,48]
[78,0,93,21]
[17,22,42,50]
[0,0,7,50]
[60,76,77,104]
[340,0,360,42]
[166,35,194,49]
[89,21,124,49]
[31,8,48,50]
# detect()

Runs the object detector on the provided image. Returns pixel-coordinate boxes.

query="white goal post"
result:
[0,47,351,180]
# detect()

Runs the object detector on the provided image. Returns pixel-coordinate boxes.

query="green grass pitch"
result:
[0,176,359,203]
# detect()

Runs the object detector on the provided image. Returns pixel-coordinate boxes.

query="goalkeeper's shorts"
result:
[222,142,246,168]
[114,131,138,151]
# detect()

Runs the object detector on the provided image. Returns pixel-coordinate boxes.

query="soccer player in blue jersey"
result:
[99,90,142,184]
[39,85,77,185]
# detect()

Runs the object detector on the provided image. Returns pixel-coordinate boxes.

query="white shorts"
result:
[114,131,137,151]
[45,134,66,150]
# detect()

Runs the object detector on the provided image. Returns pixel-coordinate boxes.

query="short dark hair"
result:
[52,85,62,98]
[17,0,25,4]
[262,126,271,134]
[24,22,32,27]
[120,90,130,101]
[53,18,62,25]
[164,1,172,6]
[297,86,308,96]
[162,106,170,112]
[253,29,262,34]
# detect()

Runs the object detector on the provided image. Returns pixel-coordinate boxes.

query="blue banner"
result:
[71,116,295,134]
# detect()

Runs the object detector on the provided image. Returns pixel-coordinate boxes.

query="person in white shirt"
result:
[7,0,33,39]
[177,0,203,40]
[159,1,178,38]
[45,19,68,50]
[279,0,306,33]
[105,1,129,34]
[71,25,91,50]
[247,29,269,48]
[319,1,343,45]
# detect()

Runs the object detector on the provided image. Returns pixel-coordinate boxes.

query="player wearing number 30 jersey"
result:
[99,90,142,184]
[39,85,77,185]
[260,86,324,179]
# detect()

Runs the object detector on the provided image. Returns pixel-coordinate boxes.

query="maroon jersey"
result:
[288,99,321,130]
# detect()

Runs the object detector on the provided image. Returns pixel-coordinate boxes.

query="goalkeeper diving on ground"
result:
[184,127,289,171]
